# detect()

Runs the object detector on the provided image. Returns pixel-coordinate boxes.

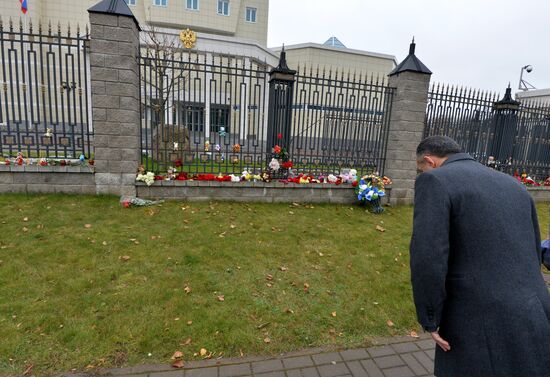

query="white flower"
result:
[230,174,240,182]
[327,174,337,183]
[269,158,280,171]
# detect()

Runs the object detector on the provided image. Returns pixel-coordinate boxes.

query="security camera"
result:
[525,65,533,73]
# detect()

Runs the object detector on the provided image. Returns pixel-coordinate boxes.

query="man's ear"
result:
[423,155,437,168]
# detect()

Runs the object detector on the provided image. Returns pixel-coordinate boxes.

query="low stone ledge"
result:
[135,181,392,204]
[0,165,94,173]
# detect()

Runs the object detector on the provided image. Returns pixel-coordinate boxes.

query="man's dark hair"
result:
[416,136,462,157]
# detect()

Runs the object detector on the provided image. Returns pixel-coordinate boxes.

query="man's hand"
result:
[430,331,451,352]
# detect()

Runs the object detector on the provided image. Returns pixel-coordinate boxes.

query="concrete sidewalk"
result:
[64,335,436,377]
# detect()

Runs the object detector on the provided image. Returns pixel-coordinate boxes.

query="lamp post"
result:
[518,65,536,91]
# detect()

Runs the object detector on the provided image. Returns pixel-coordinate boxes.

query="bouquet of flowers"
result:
[120,196,164,208]
[354,174,387,214]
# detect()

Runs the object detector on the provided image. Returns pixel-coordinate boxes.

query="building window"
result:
[245,7,256,22]
[186,0,199,10]
[211,105,231,134]
[126,0,136,5]
[153,0,167,6]
[217,0,230,16]
[179,104,204,132]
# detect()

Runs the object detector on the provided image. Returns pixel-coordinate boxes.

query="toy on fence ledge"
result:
[120,196,164,208]
[354,174,389,214]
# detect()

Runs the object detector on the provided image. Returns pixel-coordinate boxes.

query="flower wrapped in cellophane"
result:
[354,174,387,213]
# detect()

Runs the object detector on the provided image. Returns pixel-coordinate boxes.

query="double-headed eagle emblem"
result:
[179,28,197,49]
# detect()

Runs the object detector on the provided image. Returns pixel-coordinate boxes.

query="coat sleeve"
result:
[410,172,451,332]
[529,197,544,266]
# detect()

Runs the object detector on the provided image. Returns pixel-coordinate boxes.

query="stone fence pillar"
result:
[384,40,432,205]
[88,0,141,196]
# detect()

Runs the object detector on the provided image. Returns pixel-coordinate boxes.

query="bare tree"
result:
[141,25,190,166]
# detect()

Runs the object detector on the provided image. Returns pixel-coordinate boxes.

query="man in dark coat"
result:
[410,136,550,377]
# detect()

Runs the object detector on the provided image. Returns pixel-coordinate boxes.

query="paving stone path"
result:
[64,335,437,377]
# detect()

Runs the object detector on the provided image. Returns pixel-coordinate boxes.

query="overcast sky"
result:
[267,0,550,95]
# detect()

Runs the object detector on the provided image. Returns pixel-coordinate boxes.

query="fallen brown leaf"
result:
[119,255,131,262]
[172,360,184,368]
[217,295,225,301]
[266,274,274,281]
[172,351,184,359]
[184,286,191,294]
[84,224,92,229]
[410,331,419,338]
[331,311,337,317]
[200,348,208,356]
[23,217,29,222]
[376,225,386,232]
[279,266,288,271]
[22,364,33,376]
[386,320,394,327]
[263,337,271,343]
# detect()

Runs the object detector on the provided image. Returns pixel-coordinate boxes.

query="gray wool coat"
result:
[410,153,550,377]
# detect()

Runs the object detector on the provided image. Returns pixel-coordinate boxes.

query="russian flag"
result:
[20,0,28,14]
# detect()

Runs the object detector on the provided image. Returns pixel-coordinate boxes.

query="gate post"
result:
[384,40,432,205]
[267,48,296,162]
[491,85,520,170]
[88,0,141,196]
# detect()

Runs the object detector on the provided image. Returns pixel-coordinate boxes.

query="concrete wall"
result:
[0,166,96,194]
[136,180,391,204]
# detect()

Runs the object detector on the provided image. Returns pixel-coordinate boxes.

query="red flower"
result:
[352,180,358,187]
[174,159,183,168]
[277,133,283,140]
[60,160,67,166]
[282,161,293,169]
[176,172,187,180]
[274,145,281,154]
[154,175,164,181]
[122,200,131,208]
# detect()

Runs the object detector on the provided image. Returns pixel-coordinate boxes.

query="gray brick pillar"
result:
[88,0,141,196]
[384,40,432,205]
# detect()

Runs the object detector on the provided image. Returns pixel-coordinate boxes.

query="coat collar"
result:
[441,152,475,166]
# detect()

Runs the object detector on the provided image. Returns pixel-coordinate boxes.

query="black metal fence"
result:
[139,47,394,176]
[425,84,550,180]
[0,19,93,159]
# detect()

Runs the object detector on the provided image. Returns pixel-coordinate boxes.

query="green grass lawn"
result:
[0,195,547,377]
